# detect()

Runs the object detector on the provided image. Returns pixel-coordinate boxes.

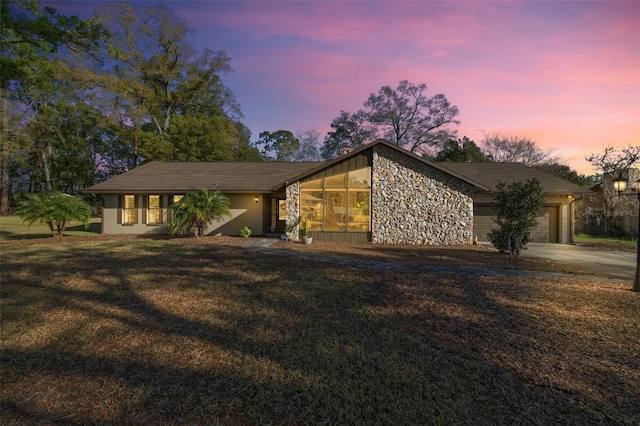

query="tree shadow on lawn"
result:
[1,239,637,424]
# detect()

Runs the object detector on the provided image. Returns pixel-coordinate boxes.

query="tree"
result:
[364,80,460,154]
[321,110,376,160]
[293,129,321,162]
[435,137,487,162]
[480,133,557,165]
[164,114,253,162]
[586,145,640,176]
[488,178,545,259]
[586,145,640,236]
[93,2,239,164]
[257,130,299,161]
[1,0,106,214]
[168,189,231,238]
[15,191,91,237]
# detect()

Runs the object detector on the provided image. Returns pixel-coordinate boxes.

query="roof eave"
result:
[275,139,492,192]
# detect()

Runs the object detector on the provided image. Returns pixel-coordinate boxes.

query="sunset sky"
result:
[55,1,639,174]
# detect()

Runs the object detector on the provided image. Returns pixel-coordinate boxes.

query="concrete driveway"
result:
[518,243,638,282]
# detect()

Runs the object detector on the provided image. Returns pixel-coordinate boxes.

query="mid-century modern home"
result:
[84,139,592,245]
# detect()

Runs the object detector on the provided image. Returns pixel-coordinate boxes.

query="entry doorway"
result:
[275,198,287,231]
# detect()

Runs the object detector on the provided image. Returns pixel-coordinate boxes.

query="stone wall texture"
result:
[371,145,474,245]
[285,182,301,240]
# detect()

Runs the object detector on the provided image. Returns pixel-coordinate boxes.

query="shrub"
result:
[168,189,231,238]
[15,192,91,237]
[488,228,530,256]
[490,178,545,259]
[240,226,252,238]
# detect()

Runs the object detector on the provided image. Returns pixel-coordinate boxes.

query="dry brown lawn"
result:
[1,236,638,425]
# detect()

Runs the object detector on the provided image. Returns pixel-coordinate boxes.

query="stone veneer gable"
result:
[371,145,474,245]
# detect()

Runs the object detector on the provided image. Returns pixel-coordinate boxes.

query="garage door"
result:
[533,206,558,243]
[473,205,559,243]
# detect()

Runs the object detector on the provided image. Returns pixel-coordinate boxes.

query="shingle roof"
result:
[84,162,319,194]
[85,145,592,197]
[439,162,593,195]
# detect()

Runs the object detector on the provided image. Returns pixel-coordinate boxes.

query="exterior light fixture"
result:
[254,195,259,204]
[613,173,629,194]
[611,172,639,292]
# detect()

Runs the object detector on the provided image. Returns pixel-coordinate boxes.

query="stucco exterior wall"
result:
[99,193,264,236]
[370,145,474,245]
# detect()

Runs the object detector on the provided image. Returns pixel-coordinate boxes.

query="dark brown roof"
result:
[85,144,593,197]
[84,162,319,194]
[439,162,593,195]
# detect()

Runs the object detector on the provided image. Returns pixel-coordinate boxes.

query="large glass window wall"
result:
[300,167,371,232]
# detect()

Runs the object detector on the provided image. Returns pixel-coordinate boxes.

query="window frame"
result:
[299,167,371,233]
[121,195,137,225]
[145,195,162,225]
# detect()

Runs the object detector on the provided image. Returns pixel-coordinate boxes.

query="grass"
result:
[1,235,639,425]
[574,233,637,252]
[0,215,101,240]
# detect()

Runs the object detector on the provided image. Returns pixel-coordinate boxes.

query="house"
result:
[85,140,592,244]
[439,162,592,243]
[574,169,639,237]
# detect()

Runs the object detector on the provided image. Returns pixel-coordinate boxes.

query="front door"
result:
[276,199,287,231]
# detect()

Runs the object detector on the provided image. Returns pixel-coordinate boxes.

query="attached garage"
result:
[472,204,558,243]
[442,162,592,245]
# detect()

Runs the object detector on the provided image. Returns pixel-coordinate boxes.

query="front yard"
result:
[1,236,638,424]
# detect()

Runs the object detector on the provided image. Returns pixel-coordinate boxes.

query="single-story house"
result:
[85,139,592,244]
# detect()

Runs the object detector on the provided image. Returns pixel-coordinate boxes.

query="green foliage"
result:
[18,99,108,193]
[435,137,487,162]
[488,178,545,259]
[257,130,300,161]
[488,228,530,255]
[168,189,231,238]
[285,215,309,240]
[163,114,260,162]
[95,3,238,163]
[1,0,108,214]
[0,0,107,90]
[14,191,91,236]
[321,111,375,160]
[239,225,252,238]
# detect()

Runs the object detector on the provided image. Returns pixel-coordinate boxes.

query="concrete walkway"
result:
[516,243,637,282]
[248,239,634,284]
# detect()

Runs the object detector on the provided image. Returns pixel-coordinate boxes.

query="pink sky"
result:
[59,1,640,174]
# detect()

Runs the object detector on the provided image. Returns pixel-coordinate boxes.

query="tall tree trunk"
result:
[1,88,10,215]
[42,146,53,191]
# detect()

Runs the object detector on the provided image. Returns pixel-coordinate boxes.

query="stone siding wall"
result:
[285,182,301,240]
[371,145,474,245]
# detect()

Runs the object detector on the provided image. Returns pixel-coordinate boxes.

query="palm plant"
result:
[15,192,91,237]
[168,189,231,237]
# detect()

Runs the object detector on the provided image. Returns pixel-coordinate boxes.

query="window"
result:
[147,195,161,224]
[299,167,371,232]
[278,200,287,221]
[123,195,136,224]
